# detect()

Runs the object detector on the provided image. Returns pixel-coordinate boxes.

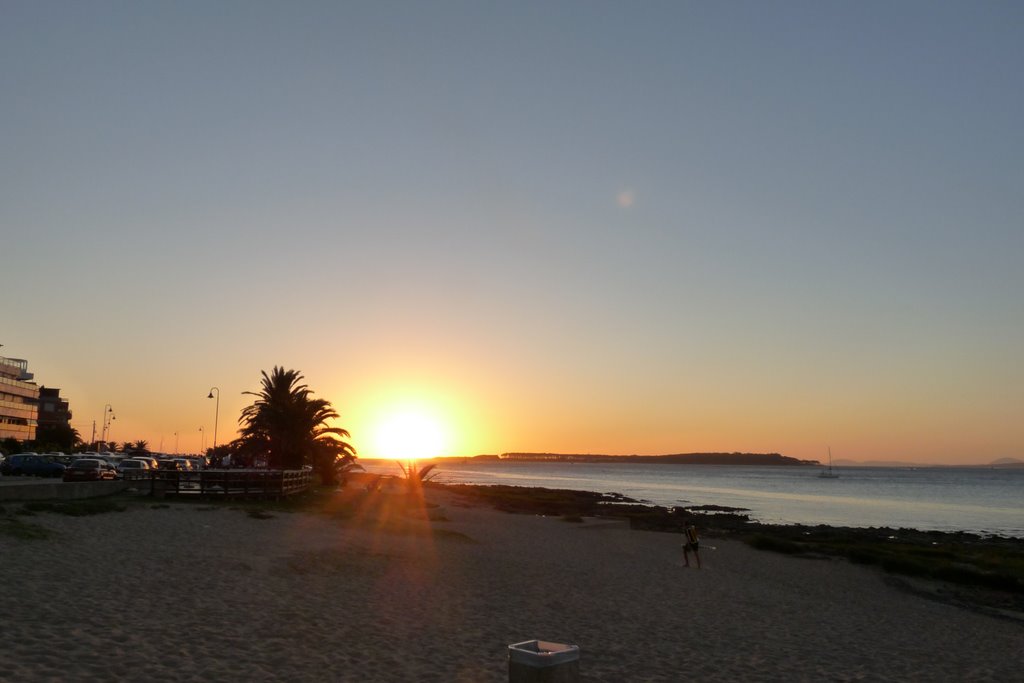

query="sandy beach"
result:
[1,487,1021,682]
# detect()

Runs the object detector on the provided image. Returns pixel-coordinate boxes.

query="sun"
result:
[371,408,448,460]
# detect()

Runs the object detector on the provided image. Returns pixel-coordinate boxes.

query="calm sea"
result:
[362,460,1024,538]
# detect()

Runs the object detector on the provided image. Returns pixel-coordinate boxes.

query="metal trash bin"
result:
[508,640,580,683]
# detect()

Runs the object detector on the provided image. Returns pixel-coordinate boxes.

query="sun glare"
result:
[372,409,448,460]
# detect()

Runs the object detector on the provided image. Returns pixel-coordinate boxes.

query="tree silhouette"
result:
[236,366,355,483]
[33,424,80,452]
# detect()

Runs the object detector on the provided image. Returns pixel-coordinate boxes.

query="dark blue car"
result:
[0,453,66,477]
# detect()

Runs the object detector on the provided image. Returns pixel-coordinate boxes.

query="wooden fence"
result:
[124,469,312,499]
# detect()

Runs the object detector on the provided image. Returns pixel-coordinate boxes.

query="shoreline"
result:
[358,460,1024,538]
[423,479,1024,541]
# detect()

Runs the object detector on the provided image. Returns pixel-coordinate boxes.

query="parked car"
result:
[1,453,66,478]
[95,454,121,468]
[116,459,150,478]
[0,452,37,475]
[130,456,159,469]
[63,458,118,482]
[157,459,184,471]
[180,456,205,471]
[50,454,78,467]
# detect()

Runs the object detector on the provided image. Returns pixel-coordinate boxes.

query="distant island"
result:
[990,458,1024,467]
[492,452,817,466]
[452,453,1024,468]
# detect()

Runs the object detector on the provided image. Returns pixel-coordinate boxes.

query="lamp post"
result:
[199,426,204,454]
[207,387,220,451]
[101,405,115,451]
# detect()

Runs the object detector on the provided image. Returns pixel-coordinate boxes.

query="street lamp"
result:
[101,405,115,451]
[207,387,220,451]
[199,426,205,454]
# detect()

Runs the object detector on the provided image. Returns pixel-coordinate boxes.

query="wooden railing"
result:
[123,469,312,499]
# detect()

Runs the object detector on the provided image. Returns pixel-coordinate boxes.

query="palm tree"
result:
[335,452,365,486]
[34,424,80,453]
[397,461,437,486]
[236,366,356,483]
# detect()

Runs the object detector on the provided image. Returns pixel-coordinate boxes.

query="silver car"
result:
[116,458,151,478]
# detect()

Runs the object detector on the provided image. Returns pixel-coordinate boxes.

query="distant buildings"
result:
[0,351,75,448]
[0,356,39,442]
[37,386,72,432]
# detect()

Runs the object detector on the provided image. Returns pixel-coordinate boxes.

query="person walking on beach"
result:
[682,522,701,568]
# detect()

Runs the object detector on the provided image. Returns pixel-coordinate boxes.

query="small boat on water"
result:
[819,447,840,479]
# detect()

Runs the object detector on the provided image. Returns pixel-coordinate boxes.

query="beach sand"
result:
[1,488,1021,682]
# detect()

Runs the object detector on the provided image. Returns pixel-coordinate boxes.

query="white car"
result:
[116,459,151,478]
[127,456,158,469]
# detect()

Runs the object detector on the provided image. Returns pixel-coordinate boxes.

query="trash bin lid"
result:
[508,640,580,667]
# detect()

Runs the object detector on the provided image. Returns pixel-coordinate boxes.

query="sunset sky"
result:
[3,2,1021,464]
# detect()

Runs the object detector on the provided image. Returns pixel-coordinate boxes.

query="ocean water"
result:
[363,460,1024,538]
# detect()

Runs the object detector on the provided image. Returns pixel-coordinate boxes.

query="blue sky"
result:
[3,1,1022,462]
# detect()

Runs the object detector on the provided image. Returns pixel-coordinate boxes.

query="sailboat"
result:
[819,447,840,478]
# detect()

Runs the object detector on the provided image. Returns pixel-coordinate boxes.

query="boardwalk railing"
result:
[124,469,312,499]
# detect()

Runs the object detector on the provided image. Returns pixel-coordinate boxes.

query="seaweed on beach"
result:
[740,524,1024,600]
[21,499,127,516]
[746,534,805,555]
[0,516,55,540]
[437,483,634,517]
[432,482,755,534]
